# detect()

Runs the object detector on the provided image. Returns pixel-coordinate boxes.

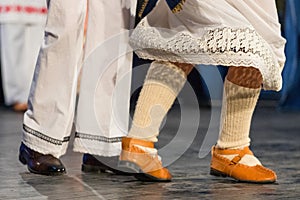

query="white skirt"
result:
[130,0,286,91]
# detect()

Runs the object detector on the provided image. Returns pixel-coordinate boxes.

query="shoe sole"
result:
[81,163,132,176]
[118,160,171,182]
[19,154,66,176]
[81,164,107,173]
[210,168,276,184]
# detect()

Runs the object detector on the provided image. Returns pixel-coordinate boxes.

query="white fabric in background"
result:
[0,0,47,24]
[0,0,47,105]
[0,23,45,105]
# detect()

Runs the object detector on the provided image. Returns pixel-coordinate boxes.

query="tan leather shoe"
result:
[210,146,277,183]
[119,137,172,182]
[13,103,28,112]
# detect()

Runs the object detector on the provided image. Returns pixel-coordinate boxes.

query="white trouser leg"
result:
[73,0,135,156]
[0,23,44,105]
[22,0,86,158]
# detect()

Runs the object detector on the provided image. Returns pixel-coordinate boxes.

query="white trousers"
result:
[23,0,135,157]
[0,23,44,105]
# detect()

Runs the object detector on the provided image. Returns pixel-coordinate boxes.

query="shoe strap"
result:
[213,146,254,165]
[122,137,154,149]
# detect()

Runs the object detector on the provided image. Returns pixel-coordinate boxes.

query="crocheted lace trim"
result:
[130,21,282,91]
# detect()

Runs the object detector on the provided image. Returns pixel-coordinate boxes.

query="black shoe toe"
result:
[82,154,132,175]
[19,142,66,176]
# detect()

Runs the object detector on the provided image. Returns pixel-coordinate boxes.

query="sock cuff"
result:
[217,78,261,149]
[225,78,261,100]
[145,61,187,95]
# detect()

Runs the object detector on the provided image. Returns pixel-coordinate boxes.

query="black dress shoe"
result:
[19,142,66,175]
[82,154,132,175]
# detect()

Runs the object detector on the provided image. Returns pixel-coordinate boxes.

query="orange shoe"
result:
[119,137,172,182]
[210,146,277,183]
[13,103,28,112]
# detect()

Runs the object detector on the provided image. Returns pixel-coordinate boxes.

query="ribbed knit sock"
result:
[217,79,262,166]
[128,61,187,142]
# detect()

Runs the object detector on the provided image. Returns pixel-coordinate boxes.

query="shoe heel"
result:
[118,160,140,174]
[210,168,227,177]
[19,154,27,165]
[81,164,107,173]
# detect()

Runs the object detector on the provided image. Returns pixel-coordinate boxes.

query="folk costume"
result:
[0,0,47,109]
[120,0,286,183]
[21,0,135,165]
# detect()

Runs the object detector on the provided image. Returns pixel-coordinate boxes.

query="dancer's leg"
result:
[211,66,277,183]
[120,60,193,181]
[22,0,86,157]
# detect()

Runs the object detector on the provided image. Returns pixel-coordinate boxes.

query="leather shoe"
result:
[119,137,172,182]
[82,154,132,175]
[210,146,277,183]
[19,143,66,175]
[12,103,27,112]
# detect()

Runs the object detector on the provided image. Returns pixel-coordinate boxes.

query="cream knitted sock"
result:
[128,61,187,142]
[217,79,261,166]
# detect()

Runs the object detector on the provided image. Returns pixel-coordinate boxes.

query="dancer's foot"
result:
[82,154,132,175]
[119,137,172,182]
[13,103,27,112]
[19,143,66,175]
[210,146,276,183]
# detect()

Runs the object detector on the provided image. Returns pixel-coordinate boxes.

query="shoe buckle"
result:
[230,155,242,165]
